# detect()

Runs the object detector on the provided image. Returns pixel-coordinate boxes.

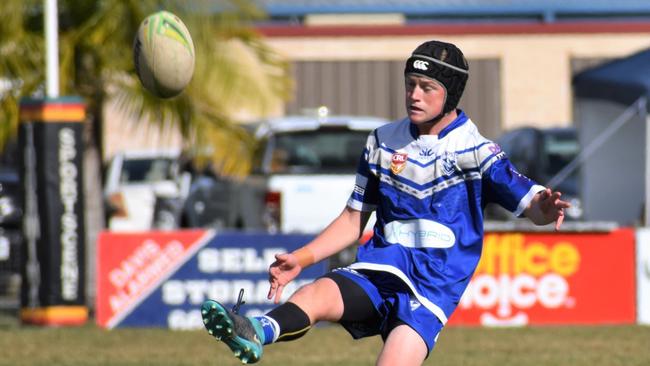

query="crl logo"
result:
[390,152,408,175]
[413,60,429,70]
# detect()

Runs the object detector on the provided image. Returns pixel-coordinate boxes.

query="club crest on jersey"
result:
[441,152,457,175]
[390,152,408,174]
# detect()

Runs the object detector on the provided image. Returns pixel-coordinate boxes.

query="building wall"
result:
[103,99,183,159]
[265,32,650,130]
[103,24,650,159]
[286,58,502,138]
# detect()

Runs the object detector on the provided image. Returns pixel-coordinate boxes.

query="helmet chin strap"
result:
[423,110,448,126]
[412,110,448,136]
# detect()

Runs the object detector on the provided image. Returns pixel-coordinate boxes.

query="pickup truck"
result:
[150,112,391,237]
[243,112,390,234]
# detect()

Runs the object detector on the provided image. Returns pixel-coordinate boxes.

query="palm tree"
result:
[0,1,44,148]
[72,0,291,173]
[3,0,291,168]
[1,0,291,202]
[0,0,291,302]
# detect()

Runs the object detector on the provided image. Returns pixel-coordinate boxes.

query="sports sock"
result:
[253,302,311,345]
[254,315,279,344]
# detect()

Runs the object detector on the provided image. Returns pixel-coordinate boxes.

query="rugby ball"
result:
[133,11,195,98]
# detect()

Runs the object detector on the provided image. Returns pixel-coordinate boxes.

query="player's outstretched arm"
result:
[524,188,571,231]
[267,206,370,303]
[266,253,301,304]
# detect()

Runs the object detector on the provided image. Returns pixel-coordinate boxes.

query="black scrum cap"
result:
[404,40,469,114]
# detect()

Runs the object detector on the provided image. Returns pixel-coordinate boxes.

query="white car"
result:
[248,111,390,234]
[103,149,184,231]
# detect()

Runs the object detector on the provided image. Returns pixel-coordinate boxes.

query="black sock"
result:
[265,302,311,342]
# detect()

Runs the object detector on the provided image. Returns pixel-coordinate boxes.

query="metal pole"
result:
[45,0,59,98]
[23,122,41,308]
[546,97,647,190]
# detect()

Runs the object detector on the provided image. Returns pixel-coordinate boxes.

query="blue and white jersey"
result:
[346,110,544,324]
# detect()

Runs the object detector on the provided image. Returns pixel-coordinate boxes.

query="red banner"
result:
[96,230,210,328]
[449,229,636,326]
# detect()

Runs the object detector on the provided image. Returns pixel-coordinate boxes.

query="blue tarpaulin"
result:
[573,48,650,108]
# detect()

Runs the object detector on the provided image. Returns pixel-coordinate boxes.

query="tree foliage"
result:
[0,0,292,176]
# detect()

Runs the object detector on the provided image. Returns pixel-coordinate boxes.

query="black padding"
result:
[322,272,379,322]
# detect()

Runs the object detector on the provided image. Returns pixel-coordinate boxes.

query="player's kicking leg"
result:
[201,279,345,363]
[201,299,265,364]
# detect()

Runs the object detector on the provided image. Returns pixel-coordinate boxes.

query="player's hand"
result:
[538,188,571,231]
[267,253,302,304]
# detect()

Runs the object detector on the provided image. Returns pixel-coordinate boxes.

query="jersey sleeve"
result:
[347,131,380,212]
[479,142,546,217]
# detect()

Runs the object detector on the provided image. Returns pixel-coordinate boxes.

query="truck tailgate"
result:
[267,175,355,234]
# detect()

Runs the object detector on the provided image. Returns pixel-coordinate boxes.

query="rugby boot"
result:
[201,299,265,364]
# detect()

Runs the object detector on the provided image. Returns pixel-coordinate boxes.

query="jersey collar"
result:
[438,109,468,139]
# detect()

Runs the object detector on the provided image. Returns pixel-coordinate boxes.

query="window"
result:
[543,130,579,177]
[266,128,368,174]
[120,158,175,184]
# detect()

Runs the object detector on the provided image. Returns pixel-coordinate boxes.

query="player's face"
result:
[405,74,446,124]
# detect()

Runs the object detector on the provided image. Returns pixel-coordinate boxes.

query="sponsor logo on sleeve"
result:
[489,143,506,160]
[353,185,365,196]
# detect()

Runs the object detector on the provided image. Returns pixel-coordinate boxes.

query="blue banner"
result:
[109,231,327,329]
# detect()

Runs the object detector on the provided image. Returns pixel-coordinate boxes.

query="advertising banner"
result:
[636,228,650,325]
[449,229,636,326]
[18,97,87,326]
[96,230,326,329]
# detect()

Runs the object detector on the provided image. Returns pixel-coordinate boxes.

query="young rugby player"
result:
[200,40,570,365]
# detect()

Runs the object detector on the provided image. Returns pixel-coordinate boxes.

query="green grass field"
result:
[1,312,649,366]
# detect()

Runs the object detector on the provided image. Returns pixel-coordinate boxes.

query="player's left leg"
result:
[201,299,265,364]
[377,324,428,366]
[257,269,384,345]
[249,276,345,346]
[201,277,345,364]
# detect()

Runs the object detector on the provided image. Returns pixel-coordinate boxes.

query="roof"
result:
[255,0,650,22]
[109,148,181,160]
[573,48,650,106]
[254,114,390,138]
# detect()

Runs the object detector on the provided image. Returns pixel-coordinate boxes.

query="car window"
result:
[543,131,579,177]
[262,128,369,174]
[502,129,536,177]
[119,158,175,184]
